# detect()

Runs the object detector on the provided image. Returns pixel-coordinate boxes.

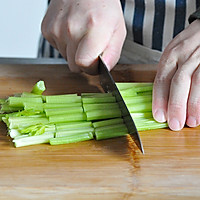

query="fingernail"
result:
[187,116,197,127]
[154,109,166,122]
[169,118,181,131]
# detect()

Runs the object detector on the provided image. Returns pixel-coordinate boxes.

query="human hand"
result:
[153,19,200,131]
[41,0,126,74]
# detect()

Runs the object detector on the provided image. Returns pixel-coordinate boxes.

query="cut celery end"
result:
[43,103,82,109]
[8,97,43,107]
[83,103,119,112]
[56,127,94,137]
[45,95,80,103]
[82,96,116,104]
[9,129,22,138]
[45,107,83,116]
[13,132,54,147]
[49,113,86,123]
[56,121,92,131]
[1,103,23,112]
[50,132,94,145]
[92,118,124,128]
[31,80,46,95]
[86,109,121,121]
[8,117,49,129]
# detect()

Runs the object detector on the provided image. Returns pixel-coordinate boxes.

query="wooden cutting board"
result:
[0,62,200,200]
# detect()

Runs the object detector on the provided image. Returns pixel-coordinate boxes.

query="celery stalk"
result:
[127,102,152,113]
[82,96,116,104]
[56,121,92,131]
[45,95,80,103]
[56,127,94,137]
[50,132,93,145]
[13,132,54,147]
[8,97,43,107]
[83,103,119,112]
[86,109,122,121]
[31,80,46,95]
[92,118,124,128]
[43,103,82,109]
[95,124,128,140]
[49,113,86,123]
[45,107,83,116]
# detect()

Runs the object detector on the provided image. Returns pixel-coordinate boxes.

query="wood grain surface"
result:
[0,63,200,200]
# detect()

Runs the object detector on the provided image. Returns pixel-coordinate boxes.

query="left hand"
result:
[152,19,200,131]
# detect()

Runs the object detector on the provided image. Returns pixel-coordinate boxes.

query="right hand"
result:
[41,0,126,74]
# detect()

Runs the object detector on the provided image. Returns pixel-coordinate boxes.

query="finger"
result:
[186,60,200,127]
[152,50,178,123]
[101,22,126,71]
[168,46,200,130]
[66,41,81,73]
[75,22,114,73]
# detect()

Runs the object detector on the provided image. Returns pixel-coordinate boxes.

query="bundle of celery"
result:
[0,80,168,148]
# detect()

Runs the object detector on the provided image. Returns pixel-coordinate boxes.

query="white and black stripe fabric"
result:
[38,0,200,64]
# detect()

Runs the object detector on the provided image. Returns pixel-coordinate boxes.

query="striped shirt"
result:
[38,0,200,64]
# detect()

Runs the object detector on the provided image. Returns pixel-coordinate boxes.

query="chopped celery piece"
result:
[24,102,44,112]
[45,95,81,103]
[95,123,127,132]
[31,80,46,95]
[86,109,121,121]
[8,97,43,107]
[43,102,82,109]
[83,103,119,112]
[13,132,54,147]
[50,132,93,145]
[45,107,83,116]
[1,103,23,112]
[56,127,94,137]
[82,96,116,104]
[92,118,124,128]
[95,124,128,140]
[8,116,49,129]
[81,93,113,98]
[49,113,86,123]
[56,121,92,131]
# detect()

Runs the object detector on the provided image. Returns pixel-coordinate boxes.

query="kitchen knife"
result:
[98,56,144,154]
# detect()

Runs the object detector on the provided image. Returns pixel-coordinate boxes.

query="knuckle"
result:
[172,70,188,84]
[154,73,171,86]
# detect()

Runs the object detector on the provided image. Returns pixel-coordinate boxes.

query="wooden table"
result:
[0,60,200,200]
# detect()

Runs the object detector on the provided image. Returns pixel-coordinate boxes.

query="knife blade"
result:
[98,56,144,154]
